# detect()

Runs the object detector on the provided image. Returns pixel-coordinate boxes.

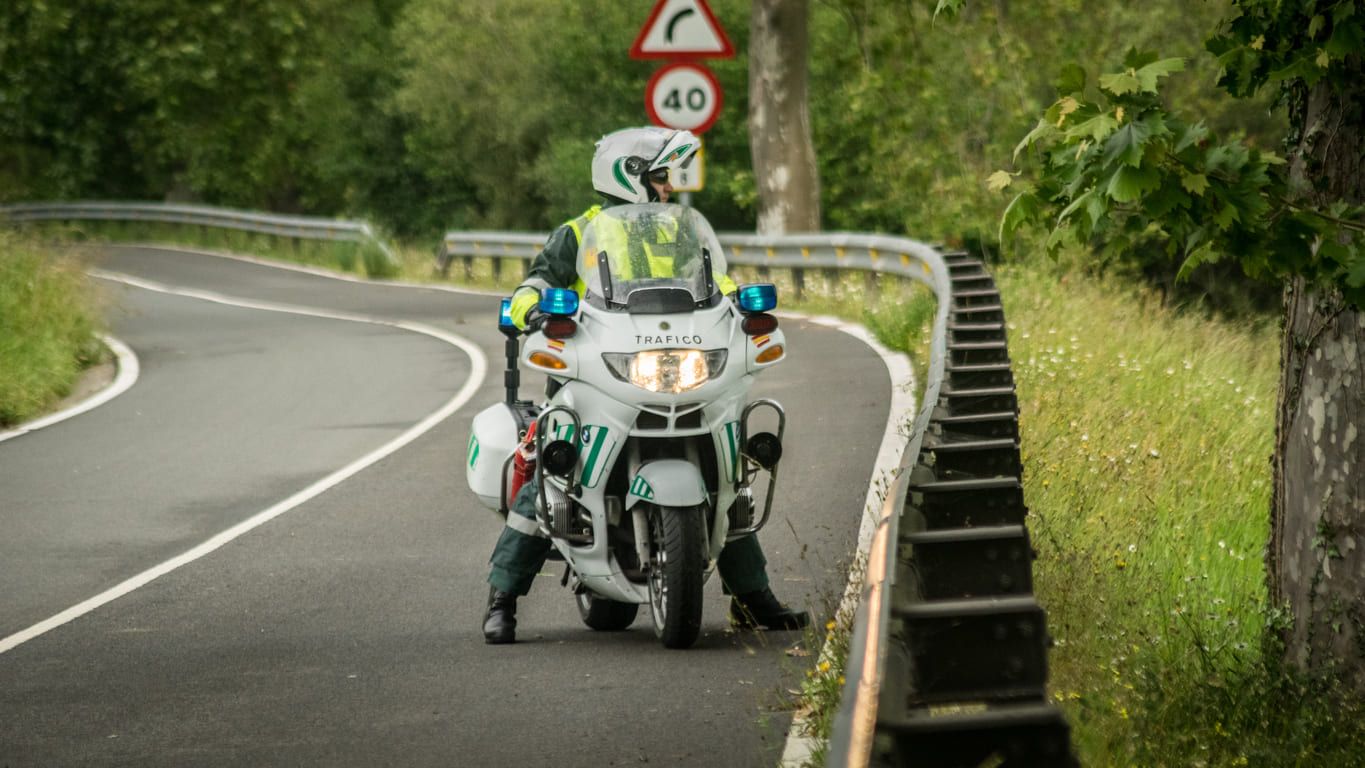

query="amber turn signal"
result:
[755,344,785,364]
[528,351,568,370]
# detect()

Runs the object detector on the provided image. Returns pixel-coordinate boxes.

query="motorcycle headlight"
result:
[602,349,728,393]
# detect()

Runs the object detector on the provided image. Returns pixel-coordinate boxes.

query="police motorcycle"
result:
[465,203,788,649]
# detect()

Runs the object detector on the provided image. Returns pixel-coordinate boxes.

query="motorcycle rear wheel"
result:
[646,504,707,649]
[576,591,639,631]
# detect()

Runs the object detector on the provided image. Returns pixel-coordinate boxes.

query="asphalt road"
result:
[0,245,892,768]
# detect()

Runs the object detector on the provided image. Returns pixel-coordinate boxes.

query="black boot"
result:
[730,588,810,630]
[483,587,518,644]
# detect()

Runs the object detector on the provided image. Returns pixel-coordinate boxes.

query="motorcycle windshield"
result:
[576,203,728,311]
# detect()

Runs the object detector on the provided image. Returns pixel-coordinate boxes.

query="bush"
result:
[0,232,104,426]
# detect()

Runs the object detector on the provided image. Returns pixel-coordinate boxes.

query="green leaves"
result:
[987,170,1016,192]
[1180,172,1210,196]
[933,0,965,19]
[1208,0,1364,96]
[1099,57,1185,96]
[1102,120,1156,168]
[999,191,1041,245]
[1106,165,1161,203]
[1308,14,1327,39]
[997,50,1364,306]
[1099,70,1141,96]
[1134,58,1186,92]
[1056,63,1087,96]
[1065,112,1120,143]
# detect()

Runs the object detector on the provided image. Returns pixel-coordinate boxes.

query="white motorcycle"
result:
[466,203,788,649]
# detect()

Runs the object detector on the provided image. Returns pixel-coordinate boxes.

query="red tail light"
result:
[543,317,577,339]
[741,313,778,336]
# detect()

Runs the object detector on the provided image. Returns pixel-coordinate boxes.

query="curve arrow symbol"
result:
[665,9,696,42]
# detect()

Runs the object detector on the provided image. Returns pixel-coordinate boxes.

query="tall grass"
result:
[997,261,1365,765]
[0,232,105,426]
[761,256,1365,766]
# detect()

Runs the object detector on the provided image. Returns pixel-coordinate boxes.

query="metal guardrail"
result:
[442,231,939,297]
[830,251,1077,768]
[440,231,1077,766]
[0,201,397,267]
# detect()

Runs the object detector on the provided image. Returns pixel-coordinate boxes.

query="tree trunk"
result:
[1272,281,1365,683]
[748,0,821,235]
[1272,56,1365,688]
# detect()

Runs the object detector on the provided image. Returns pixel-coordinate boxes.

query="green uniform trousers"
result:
[488,480,770,597]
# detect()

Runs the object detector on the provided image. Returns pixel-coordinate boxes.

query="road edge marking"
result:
[0,270,488,656]
[776,311,918,767]
[0,334,140,444]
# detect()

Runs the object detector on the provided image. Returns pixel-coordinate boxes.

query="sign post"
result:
[631,0,733,202]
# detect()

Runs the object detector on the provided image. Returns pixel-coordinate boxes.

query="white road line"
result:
[0,270,488,656]
[777,312,917,767]
[0,334,140,444]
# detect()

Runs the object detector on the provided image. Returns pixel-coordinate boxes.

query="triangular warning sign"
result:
[630,0,735,60]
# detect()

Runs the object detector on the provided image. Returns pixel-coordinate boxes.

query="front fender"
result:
[626,459,707,509]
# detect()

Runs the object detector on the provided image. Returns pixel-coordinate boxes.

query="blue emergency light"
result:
[737,283,778,314]
[539,287,580,316]
[498,297,516,331]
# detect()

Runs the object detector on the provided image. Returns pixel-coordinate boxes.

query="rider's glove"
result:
[509,287,541,331]
[523,306,547,332]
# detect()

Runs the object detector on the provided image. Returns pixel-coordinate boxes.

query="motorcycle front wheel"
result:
[646,504,707,649]
[576,591,639,631]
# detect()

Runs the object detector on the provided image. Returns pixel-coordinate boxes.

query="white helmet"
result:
[591,127,700,204]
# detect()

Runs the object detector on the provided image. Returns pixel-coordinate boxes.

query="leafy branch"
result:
[995,48,1365,305]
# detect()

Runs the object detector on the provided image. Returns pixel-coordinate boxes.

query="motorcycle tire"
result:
[575,591,639,631]
[646,504,707,649]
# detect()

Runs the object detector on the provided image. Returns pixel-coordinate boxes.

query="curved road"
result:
[0,245,892,767]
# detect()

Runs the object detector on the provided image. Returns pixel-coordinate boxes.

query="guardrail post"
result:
[435,245,452,277]
[492,256,503,282]
[463,255,474,281]
[793,267,806,301]
[864,270,879,300]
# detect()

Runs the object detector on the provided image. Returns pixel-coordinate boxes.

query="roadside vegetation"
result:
[0,231,105,427]
[772,253,1365,766]
[997,259,1365,765]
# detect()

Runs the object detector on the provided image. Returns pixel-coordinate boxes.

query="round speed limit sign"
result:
[645,62,723,135]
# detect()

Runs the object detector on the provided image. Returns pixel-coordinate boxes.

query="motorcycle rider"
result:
[482,126,811,644]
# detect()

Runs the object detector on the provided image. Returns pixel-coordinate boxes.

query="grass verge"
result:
[744,256,1365,766]
[0,231,106,427]
[997,260,1365,766]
